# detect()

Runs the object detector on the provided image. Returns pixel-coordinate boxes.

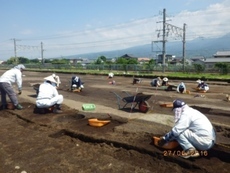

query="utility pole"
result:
[11,38,20,64]
[41,42,44,65]
[182,23,186,72]
[162,8,166,73]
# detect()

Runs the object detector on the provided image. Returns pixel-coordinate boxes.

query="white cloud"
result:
[56,1,230,55]
[168,2,230,40]
[1,1,230,60]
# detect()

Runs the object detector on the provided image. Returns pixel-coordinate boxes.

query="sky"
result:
[0,0,230,60]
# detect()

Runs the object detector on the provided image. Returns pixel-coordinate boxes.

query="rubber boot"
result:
[53,104,62,114]
[56,104,62,110]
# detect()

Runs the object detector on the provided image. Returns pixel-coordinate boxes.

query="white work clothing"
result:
[197,82,209,91]
[108,72,114,78]
[176,82,186,93]
[163,105,216,151]
[150,78,161,87]
[36,82,63,108]
[52,74,61,87]
[177,128,215,151]
[0,68,22,90]
[200,85,209,92]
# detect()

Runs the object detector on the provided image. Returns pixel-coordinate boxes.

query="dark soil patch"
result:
[0,101,229,173]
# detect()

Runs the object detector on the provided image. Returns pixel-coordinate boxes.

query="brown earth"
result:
[0,70,230,173]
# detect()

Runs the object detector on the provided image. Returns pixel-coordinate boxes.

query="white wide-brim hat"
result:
[196,79,202,83]
[44,75,57,84]
[163,77,168,82]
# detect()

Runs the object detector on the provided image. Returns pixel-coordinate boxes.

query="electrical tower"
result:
[152,9,187,73]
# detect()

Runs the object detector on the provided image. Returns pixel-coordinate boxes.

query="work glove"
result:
[158,137,167,146]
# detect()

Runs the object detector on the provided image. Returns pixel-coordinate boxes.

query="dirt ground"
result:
[0,70,230,173]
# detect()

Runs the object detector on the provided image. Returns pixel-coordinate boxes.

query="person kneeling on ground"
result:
[150,77,162,87]
[133,78,141,85]
[36,75,63,113]
[176,82,186,94]
[158,99,216,159]
[162,77,169,86]
[0,64,25,110]
[71,76,84,90]
[108,72,114,79]
[196,79,209,92]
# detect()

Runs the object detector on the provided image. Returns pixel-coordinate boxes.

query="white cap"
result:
[44,75,57,84]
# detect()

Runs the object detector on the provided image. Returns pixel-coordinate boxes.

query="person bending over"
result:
[0,64,25,110]
[150,77,162,87]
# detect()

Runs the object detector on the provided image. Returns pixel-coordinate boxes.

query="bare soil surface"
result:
[0,70,230,173]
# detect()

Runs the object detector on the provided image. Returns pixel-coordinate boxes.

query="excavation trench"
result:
[49,129,204,171]
[10,111,207,172]
[2,106,230,173]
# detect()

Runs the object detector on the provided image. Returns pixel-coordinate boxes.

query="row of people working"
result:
[150,77,209,93]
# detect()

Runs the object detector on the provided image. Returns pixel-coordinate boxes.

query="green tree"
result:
[116,57,128,64]
[95,56,107,64]
[44,59,52,63]
[193,64,205,74]
[6,57,17,64]
[215,62,229,74]
[30,59,40,64]
[146,59,156,71]
[148,59,156,65]
[95,57,103,64]
[18,57,30,64]
[99,56,106,62]
[127,58,138,64]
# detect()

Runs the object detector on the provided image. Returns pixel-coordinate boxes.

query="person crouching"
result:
[150,77,162,87]
[36,75,63,113]
[196,79,209,92]
[158,99,216,159]
[162,77,169,86]
[177,82,186,94]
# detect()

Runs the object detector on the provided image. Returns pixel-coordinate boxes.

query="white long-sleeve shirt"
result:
[0,68,22,90]
[176,82,186,93]
[36,82,59,100]
[164,105,216,142]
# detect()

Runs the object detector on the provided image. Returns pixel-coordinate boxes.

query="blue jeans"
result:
[176,129,215,151]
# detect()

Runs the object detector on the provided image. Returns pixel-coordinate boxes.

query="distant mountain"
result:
[63,33,230,60]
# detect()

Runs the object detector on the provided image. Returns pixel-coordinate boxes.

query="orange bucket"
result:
[153,136,179,149]
[88,118,110,127]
